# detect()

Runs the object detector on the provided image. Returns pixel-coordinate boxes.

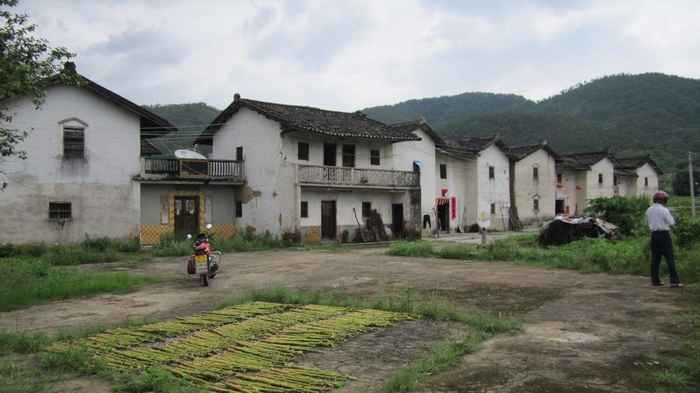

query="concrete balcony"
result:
[298,164,419,189]
[135,158,245,184]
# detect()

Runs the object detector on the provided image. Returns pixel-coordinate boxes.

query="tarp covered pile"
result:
[538,216,619,246]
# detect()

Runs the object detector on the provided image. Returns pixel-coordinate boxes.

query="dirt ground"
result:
[0,247,692,392]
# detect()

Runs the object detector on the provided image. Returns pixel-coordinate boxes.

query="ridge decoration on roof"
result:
[198,94,421,144]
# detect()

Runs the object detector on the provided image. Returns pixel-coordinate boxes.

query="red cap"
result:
[653,191,669,203]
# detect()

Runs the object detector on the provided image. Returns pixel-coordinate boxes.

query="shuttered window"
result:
[342,145,355,167]
[370,150,380,166]
[63,126,85,159]
[298,142,309,161]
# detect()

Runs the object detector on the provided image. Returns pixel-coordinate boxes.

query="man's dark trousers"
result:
[650,230,680,285]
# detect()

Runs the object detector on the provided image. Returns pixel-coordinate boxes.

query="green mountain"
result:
[363,73,700,171]
[143,103,220,156]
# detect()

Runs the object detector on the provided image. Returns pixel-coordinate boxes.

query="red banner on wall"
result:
[451,197,457,219]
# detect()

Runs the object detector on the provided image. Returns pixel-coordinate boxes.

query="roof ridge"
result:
[240,97,364,116]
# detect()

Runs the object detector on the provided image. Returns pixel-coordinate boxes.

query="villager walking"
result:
[646,191,682,288]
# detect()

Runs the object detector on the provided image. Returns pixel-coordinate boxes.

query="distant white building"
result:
[197,95,422,243]
[556,151,617,215]
[507,143,560,225]
[614,156,662,198]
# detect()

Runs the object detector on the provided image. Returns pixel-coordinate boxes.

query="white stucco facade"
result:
[513,149,557,224]
[586,158,616,200]
[475,145,511,230]
[0,85,142,243]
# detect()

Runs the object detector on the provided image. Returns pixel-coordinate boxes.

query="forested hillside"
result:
[142,103,220,156]
[363,73,700,171]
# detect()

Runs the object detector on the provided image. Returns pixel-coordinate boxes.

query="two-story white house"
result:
[0,63,175,244]
[613,156,662,198]
[508,143,560,225]
[197,95,422,243]
[556,151,616,215]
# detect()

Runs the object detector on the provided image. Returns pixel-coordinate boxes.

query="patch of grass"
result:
[219,287,519,334]
[388,235,700,283]
[112,367,207,393]
[0,258,157,312]
[0,331,52,355]
[377,334,485,393]
[44,246,120,265]
[0,354,60,393]
[213,232,294,253]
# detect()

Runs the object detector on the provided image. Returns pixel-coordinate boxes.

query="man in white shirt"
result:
[645,191,682,287]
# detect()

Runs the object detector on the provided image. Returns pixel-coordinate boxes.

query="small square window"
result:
[489,166,495,180]
[49,202,72,220]
[300,201,308,218]
[235,201,243,218]
[63,126,84,159]
[298,142,309,161]
[370,150,380,166]
[362,201,372,217]
[490,203,496,215]
[533,167,539,181]
[440,164,447,179]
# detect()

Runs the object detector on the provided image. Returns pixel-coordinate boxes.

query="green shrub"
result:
[586,196,650,235]
[0,243,48,258]
[45,246,119,266]
[80,235,141,253]
[675,217,700,249]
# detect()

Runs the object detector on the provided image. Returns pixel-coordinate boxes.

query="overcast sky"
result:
[18,0,700,111]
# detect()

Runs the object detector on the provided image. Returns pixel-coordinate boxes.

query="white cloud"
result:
[14,0,700,111]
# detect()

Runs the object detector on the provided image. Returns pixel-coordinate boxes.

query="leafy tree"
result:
[672,165,700,196]
[1,0,77,161]
[585,196,650,236]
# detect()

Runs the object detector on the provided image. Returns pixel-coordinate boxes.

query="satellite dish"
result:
[175,149,207,160]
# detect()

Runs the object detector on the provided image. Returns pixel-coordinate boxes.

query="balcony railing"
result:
[298,164,419,188]
[140,158,245,182]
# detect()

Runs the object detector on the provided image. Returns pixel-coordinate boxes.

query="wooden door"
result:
[321,200,337,240]
[555,199,565,215]
[392,203,404,238]
[437,203,449,231]
[323,144,337,166]
[175,196,199,239]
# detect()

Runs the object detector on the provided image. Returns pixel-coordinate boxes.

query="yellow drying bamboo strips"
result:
[50,303,412,393]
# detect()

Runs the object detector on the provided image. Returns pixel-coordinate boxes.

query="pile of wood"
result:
[538,216,619,246]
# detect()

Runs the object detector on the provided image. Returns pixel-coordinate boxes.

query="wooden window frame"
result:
[298,142,310,161]
[62,126,85,159]
[342,144,355,168]
[300,201,309,218]
[370,149,380,166]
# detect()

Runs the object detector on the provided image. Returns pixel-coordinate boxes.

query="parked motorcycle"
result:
[186,225,221,286]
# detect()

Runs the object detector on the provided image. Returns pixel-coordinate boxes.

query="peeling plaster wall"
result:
[556,169,579,215]
[513,149,557,224]
[0,85,141,243]
[140,184,236,225]
[211,107,296,235]
[586,158,616,201]
[636,164,659,197]
[476,145,511,231]
[391,128,437,220]
[435,153,474,231]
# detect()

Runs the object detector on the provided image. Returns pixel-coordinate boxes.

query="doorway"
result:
[437,203,449,232]
[555,199,565,215]
[321,200,337,240]
[175,196,199,239]
[392,203,404,238]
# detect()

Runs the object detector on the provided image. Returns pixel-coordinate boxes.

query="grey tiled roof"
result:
[507,143,561,162]
[199,95,420,143]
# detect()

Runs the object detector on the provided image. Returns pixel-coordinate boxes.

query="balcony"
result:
[136,158,245,184]
[298,164,419,189]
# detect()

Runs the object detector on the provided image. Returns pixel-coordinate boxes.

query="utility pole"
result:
[690,152,696,217]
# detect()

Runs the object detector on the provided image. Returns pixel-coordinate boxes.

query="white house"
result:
[507,143,559,225]
[556,151,616,215]
[197,95,422,243]
[614,156,662,198]
[0,63,174,244]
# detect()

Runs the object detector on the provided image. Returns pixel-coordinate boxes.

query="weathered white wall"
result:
[586,158,615,201]
[616,176,637,197]
[476,145,511,230]
[513,149,557,224]
[435,153,475,231]
[211,107,296,235]
[636,164,659,197]
[299,190,396,227]
[140,184,236,225]
[391,128,437,223]
[281,134,394,170]
[0,85,141,243]
[556,169,578,215]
